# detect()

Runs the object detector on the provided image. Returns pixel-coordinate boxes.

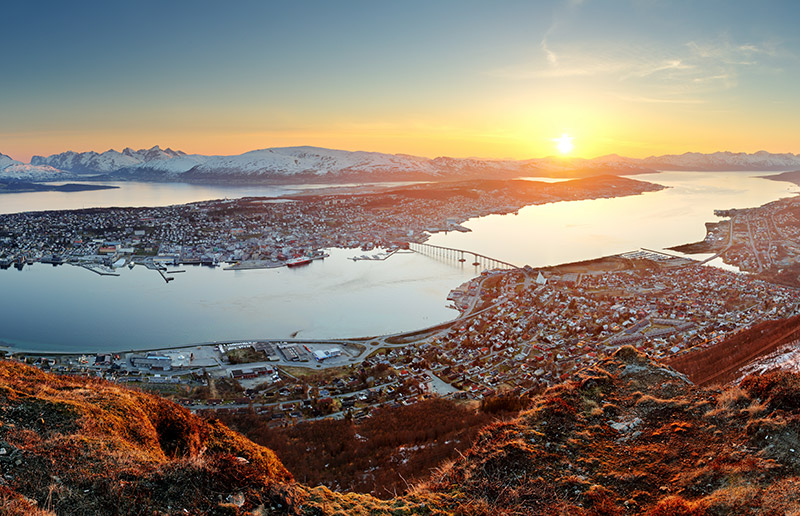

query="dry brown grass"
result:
[4,344,800,515]
[0,360,291,514]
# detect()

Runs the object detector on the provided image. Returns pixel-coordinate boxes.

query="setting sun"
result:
[555,133,574,155]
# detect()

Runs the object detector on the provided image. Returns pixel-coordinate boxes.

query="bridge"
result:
[409,242,519,270]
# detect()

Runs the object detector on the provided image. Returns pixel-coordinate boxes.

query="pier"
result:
[73,263,120,277]
[409,242,518,270]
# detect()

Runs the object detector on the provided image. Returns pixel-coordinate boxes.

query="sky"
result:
[2,0,800,162]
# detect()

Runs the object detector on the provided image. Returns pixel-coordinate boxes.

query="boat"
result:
[286,256,312,267]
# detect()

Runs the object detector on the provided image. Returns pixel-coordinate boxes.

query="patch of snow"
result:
[642,151,800,171]
[0,152,23,170]
[31,145,205,175]
[25,146,800,181]
[737,341,800,382]
[1,164,67,181]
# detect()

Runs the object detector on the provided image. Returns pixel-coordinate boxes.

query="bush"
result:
[645,495,705,516]
[740,370,800,412]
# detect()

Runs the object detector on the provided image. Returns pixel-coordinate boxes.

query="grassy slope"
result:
[0,361,290,514]
[416,347,800,515]
[3,344,800,515]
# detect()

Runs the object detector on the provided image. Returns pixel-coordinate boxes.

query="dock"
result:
[350,249,400,261]
[74,263,120,277]
[224,260,284,271]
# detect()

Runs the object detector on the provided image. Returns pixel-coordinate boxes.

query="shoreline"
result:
[0,248,705,358]
[2,172,797,359]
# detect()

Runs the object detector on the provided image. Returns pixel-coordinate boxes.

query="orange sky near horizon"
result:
[6,116,799,164]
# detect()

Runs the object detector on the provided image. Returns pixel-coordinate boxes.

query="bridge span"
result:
[409,242,519,270]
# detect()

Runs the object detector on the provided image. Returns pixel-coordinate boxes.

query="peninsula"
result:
[0,179,118,194]
[0,175,662,272]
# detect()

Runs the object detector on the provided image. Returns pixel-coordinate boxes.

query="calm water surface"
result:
[0,249,476,352]
[428,171,799,266]
[0,180,427,215]
[0,171,797,352]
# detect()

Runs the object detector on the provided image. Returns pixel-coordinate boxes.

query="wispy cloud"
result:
[686,38,778,62]
[625,59,694,79]
[614,94,706,105]
[541,37,559,66]
[489,58,626,79]
[488,32,784,102]
[536,0,587,69]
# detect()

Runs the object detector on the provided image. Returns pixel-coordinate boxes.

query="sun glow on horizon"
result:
[555,133,575,155]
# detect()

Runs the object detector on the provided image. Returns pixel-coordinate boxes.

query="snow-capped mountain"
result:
[182,147,652,182]
[18,146,800,184]
[182,146,514,182]
[1,164,66,181]
[187,146,440,178]
[1,152,68,181]
[640,151,800,171]
[0,152,22,170]
[30,145,207,177]
[520,154,652,177]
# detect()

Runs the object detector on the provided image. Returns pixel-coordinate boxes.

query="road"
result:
[745,215,764,272]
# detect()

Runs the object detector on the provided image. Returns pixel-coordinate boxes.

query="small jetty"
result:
[350,249,399,261]
[140,260,176,283]
[224,260,284,271]
[75,263,120,277]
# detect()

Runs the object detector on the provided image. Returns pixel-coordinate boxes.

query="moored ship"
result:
[286,256,312,267]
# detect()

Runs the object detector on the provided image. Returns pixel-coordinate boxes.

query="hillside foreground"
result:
[2,345,800,514]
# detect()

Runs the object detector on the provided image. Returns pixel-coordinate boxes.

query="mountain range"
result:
[2,146,800,184]
[0,152,64,181]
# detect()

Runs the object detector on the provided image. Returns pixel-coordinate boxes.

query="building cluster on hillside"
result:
[704,197,800,280]
[426,261,799,392]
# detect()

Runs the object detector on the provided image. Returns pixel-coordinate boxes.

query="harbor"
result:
[1,171,798,354]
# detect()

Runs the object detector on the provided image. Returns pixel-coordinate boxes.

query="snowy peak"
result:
[189,146,442,178]
[642,151,800,171]
[21,146,800,184]
[122,145,185,161]
[1,163,66,181]
[31,146,197,175]
[0,152,23,170]
[1,152,67,180]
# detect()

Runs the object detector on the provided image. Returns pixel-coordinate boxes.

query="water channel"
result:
[0,171,796,352]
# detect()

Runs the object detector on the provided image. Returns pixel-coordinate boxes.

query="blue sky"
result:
[2,0,799,160]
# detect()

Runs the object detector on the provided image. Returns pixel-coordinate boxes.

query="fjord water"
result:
[0,181,293,215]
[0,180,430,215]
[0,248,476,352]
[0,172,797,352]
[428,171,799,267]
